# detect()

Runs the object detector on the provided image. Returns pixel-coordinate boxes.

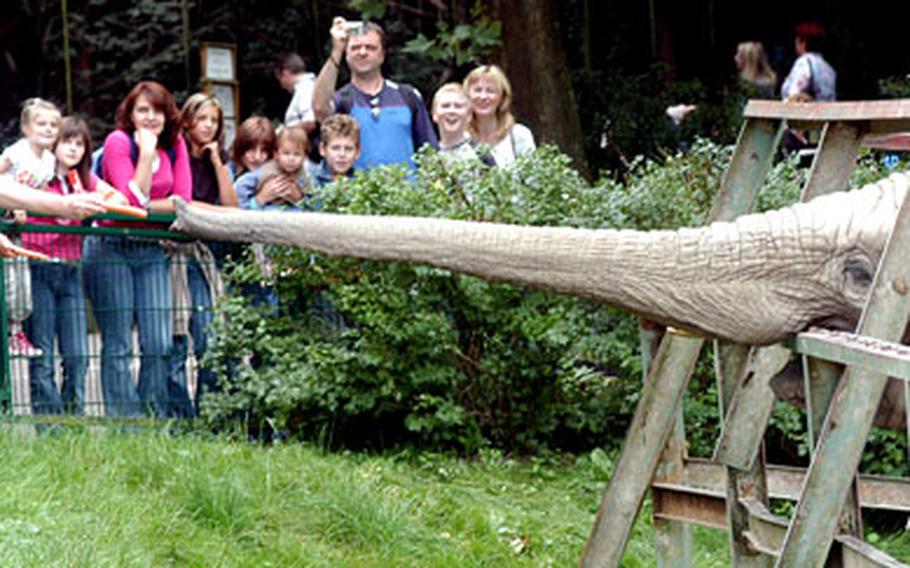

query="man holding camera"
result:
[312,17,437,171]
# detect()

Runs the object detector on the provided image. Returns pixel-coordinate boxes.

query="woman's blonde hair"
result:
[735,42,776,88]
[463,65,515,144]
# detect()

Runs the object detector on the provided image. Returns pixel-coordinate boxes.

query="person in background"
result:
[463,65,536,168]
[24,116,126,415]
[83,80,192,418]
[308,114,360,187]
[276,52,317,136]
[229,116,276,179]
[735,41,777,99]
[168,92,235,416]
[781,22,836,102]
[312,17,437,171]
[0,97,62,358]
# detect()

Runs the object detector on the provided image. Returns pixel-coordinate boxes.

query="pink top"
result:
[22,172,99,261]
[101,129,192,227]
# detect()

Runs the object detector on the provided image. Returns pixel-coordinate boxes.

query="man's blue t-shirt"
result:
[333,80,438,171]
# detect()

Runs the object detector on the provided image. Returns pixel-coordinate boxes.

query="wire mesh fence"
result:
[0,212,221,420]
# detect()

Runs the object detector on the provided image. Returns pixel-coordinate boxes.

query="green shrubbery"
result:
[203,139,895,457]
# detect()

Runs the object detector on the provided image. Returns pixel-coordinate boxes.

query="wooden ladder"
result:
[580,99,910,567]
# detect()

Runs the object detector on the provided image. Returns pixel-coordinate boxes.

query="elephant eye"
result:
[842,256,874,300]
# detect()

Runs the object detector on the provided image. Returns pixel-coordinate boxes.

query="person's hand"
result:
[11,209,26,224]
[330,16,349,59]
[665,104,697,126]
[0,234,17,258]
[204,141,223,166]
[257,176,291,206]
[134,128,159,158]
[102,189,130,207]
[61,193,106,220]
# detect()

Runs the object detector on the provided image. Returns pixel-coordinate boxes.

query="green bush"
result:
[202,140,891,457]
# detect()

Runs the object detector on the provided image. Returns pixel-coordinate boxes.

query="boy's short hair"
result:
[431,82,470,112]
[320,114,361,148]
[275,125,309,154]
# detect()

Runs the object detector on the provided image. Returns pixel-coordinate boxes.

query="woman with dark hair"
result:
[229,116,276,179]
[24,116,126,414]
[83,81,193,418]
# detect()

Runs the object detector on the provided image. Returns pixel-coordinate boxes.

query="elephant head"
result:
[172,172,910,346]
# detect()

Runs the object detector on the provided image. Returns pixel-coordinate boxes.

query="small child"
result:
[23,116,126,414]
[431,83,492,166]
[251,126,310,211]
[308,114,361,188]
[0,98,62,358]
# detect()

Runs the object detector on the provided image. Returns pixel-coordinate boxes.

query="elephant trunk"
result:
[174,195,870,345]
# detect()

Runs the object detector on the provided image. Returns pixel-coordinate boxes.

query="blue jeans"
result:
[169,258,215,417]
[25,262,88,415]
[83,236,182,417]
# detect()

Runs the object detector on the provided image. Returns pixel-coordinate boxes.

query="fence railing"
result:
[0,212,226,420]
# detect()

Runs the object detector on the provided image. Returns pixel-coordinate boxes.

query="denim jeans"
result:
[83,236,183,417]
[25,262,88,414]
[168,258,215,417]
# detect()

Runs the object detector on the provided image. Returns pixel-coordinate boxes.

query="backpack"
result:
[92,134,177,178]
[307,80,425,162]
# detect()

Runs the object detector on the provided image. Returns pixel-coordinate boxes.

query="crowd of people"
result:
[667,21,837,127]
[0,17,537,418]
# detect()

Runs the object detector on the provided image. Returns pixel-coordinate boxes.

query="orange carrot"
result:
[103,202,148,219]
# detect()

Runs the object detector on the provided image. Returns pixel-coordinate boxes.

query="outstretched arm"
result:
[312,17,349,123]
[0,177,105,219]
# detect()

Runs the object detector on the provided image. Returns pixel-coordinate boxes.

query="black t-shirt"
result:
[189,148,230,205]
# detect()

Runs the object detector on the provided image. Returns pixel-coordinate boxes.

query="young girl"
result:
[23,117,125,414]
[236,126,310,211]
[0,98,62,358]
[168,93,234,416]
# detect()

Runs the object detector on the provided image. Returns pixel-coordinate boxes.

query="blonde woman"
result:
[463,65,535,167]
[734,41,777,99]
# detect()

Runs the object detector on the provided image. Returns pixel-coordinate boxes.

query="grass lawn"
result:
[0,426,904,566]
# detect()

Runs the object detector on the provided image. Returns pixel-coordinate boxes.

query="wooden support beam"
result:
[776,181,910,566]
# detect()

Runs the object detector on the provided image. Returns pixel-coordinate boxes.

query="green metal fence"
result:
[0,212,224,419]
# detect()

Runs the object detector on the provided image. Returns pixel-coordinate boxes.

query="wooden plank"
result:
[581,334,703,567]
[678,458,910,512]
[714,341,773,567]
[776,182,910,566]
[802,121,864,200]
[837,536,908,568]
[791,329,910,383]
[714,344,791,470]
[745,99,910,122]
[581,116,782,567]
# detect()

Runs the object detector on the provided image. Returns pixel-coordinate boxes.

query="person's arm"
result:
[206,144,238,207]
[0,156,11,175]
[103,129,153,206]
[255,176,296,207]
[410,91,439,150]
[513,124,537,155]
[149,134,192,213]
[0,177,104,219]
[234,170,260,209]
[312,17,349,123]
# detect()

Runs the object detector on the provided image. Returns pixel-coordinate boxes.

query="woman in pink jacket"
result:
[83,81,193,418]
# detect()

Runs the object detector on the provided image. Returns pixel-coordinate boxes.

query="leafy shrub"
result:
[202,139,892,458]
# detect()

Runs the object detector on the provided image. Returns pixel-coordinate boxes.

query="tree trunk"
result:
[487,0,588,176]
